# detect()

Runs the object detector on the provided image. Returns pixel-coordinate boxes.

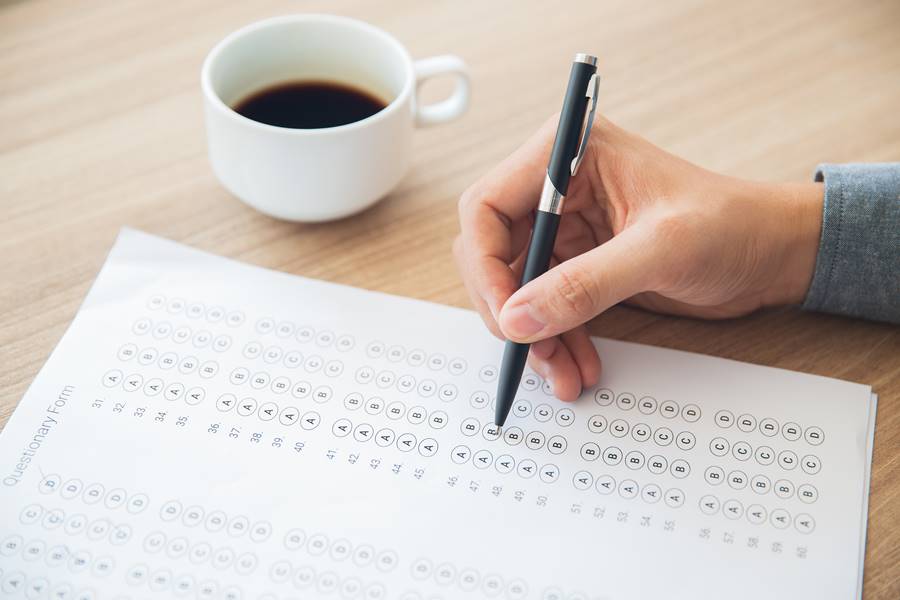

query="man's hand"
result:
[453,116,823,401]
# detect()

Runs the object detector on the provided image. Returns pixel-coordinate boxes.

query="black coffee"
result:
[233,80,388,129]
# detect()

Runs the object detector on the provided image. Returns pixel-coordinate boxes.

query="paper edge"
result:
[0,229,137,436]
[857,392,879,599]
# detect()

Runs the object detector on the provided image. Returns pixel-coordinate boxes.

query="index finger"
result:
[457,117,558,318]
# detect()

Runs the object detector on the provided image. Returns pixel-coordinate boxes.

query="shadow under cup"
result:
[202,15,417,222]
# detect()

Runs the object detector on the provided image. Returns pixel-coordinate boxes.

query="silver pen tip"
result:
[574,53,598,66]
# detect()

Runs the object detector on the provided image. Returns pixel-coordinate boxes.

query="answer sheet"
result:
[0,229,876,600]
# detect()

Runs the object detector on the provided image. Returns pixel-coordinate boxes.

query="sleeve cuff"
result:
[801,163,900,323]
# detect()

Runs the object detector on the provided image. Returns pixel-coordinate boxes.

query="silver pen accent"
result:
[537,173,565,214]
[570,73,600,177]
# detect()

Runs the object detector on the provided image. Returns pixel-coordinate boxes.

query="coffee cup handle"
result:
[413,55,470,127]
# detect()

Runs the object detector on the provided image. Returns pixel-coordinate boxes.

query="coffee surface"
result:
[233,80,387,129]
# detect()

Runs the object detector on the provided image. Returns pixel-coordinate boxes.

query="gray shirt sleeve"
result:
[802,163,900,323]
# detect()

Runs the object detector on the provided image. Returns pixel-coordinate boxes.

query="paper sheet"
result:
[0,229,876,600]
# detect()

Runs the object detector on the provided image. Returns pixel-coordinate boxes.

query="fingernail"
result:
[531,358,552,382]
[501,302,545,339]
[485,286,506,321]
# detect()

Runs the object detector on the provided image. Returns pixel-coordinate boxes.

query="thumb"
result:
[498,226,658,342]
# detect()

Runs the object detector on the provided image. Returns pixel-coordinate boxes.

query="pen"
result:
[494,53,599,427]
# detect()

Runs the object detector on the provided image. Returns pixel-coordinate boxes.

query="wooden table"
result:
[1,0,898,595]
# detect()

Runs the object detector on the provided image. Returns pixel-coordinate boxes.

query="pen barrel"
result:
[495,210,561,427]
[547,59,598,194]
[520,211,561,285]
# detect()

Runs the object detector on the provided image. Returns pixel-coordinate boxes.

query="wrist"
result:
[761,181,824,306]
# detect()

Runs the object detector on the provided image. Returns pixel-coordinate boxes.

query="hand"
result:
[453,115,823,401]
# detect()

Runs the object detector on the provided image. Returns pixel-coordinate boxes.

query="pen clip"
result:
[570,72,600,177]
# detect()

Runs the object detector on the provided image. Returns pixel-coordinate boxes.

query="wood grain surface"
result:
[1,0,898,596]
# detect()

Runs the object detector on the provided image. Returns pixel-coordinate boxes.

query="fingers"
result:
[457,119,557,319]
[526,337,582,401]
[455,116,625,401]
[453,235,503,338]
[560,327,602,388]
[498,224,658,343]
[527,326,601,401]
[458,233,601,403]
[453,224,532,339]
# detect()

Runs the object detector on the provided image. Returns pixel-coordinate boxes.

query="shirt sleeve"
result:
[802,163,900,323]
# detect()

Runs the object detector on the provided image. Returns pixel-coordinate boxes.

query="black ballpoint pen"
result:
[494,53,599,427]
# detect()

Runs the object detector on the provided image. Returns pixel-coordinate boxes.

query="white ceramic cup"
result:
[202,14,470,222]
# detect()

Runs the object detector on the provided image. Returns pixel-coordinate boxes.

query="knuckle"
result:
[549,266,599,319]
[458,185,485,220]
[652,213,691,245]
